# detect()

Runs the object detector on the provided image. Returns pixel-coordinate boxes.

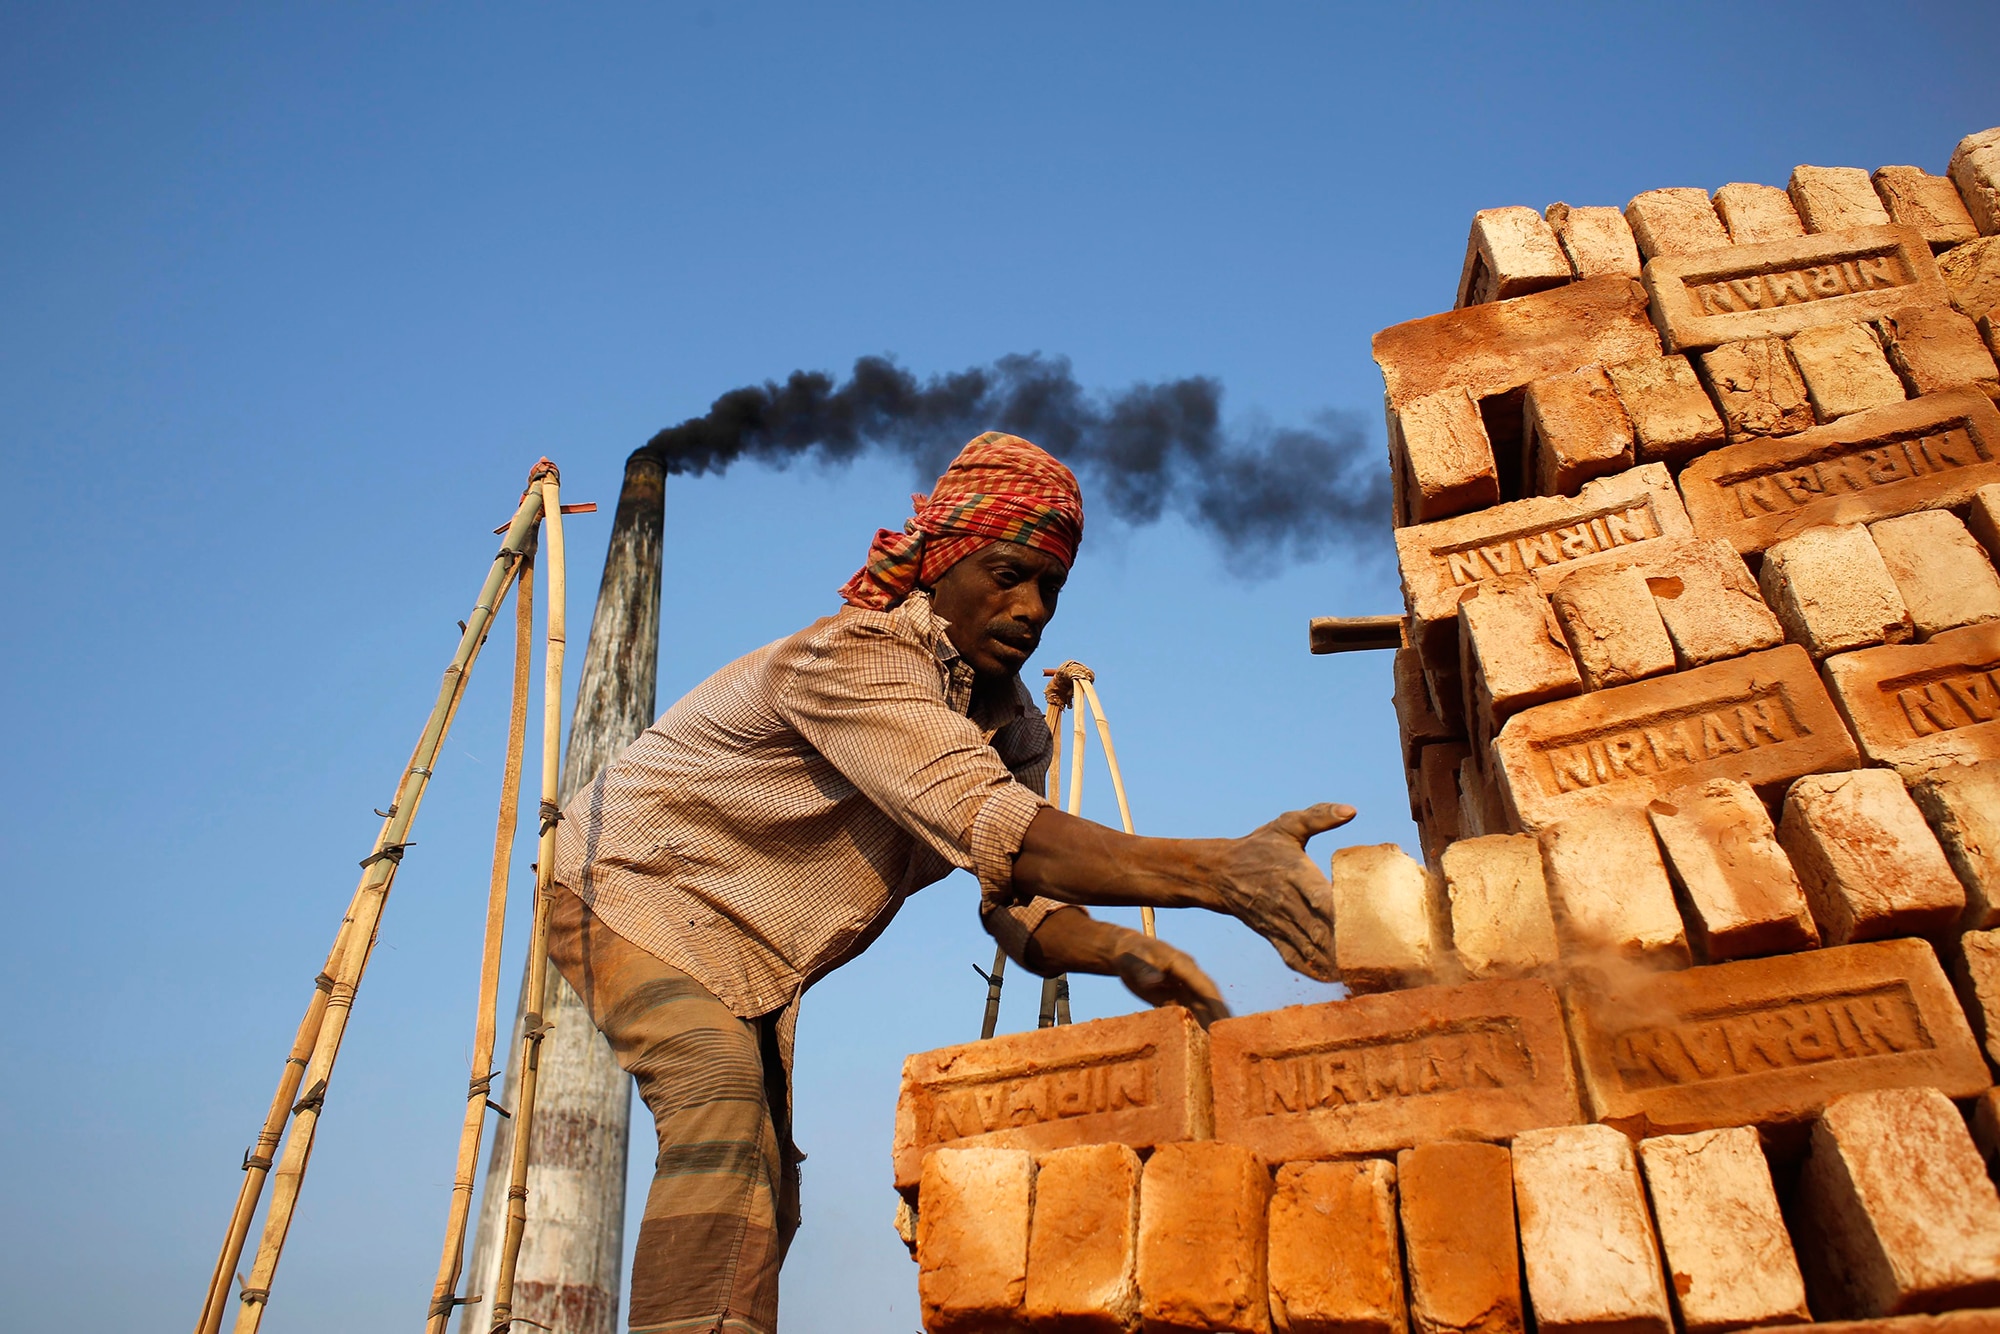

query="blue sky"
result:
[2,3,1993,1330]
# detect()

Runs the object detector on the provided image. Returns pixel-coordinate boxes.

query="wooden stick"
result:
[1037,688,1069,1030]
[1307,614,1407,654]
[487,471,567,1334]
[424,536,537,1333]
[227,478,548,1334]
[978,945,1007,1041]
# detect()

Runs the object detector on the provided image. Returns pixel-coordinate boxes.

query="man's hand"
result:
[1009,799,1359,985]
[1024,908,1230,1028]
[1211,803,1354,982]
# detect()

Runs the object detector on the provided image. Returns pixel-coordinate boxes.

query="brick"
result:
[1397,647,1461,768]
[1415,743,1469,864]
[1697,338,1815,442]
[1938,235,2000,321]
[1137,1142,1270,1334]
[893,1006,1212,1192]
[1677,390,2000,555]
[1457,206,1571,308]
[1643,225,1948,354]
[1869,509,2000,638]
[1396,1142,1524,1334]
[1491,645,1860,833]
[1441,834,1560,980]
[1538,808,1689,967]
[1973,1087,2000,1176]
[1460,575,1580,753]
[1458,754,1513,841]
[1373,276,1662,410]
[1760,522,1914,659]
[1331,843,1445,994]
[917,1147,1033,1334]
[1792,1087,2000,1318]
[1777,769,1964,944]
[1973,483,2000,565]
[1209,978,1579,1161]
[1562,937,1988,1139]
[1393,387,1501,523]
[1267,1160,1406,1334]
[1512,1124,1672,1334]
[1791,165,1893,234]
[1820,622,2000,772]
[1950,127,2000,237]
[1603,353,1727,466]
[1626,188,1730,261]
[1877,304,2000,398]
[1908,762,2000,929]
[1022,1143,1139,1332]
[1648,779,1820,962]
[1714,182,1807,245]
[1549,564,1677,691]
[1873,166,1980,249]
[1642,539,1786,667]
[1546,203,1641,279]
[1396,464,1693,630]
[1953,928,2000,1073]
[1637,1127,1810,1334]
[1523,366,1636,496]
[1790,322,1909,422]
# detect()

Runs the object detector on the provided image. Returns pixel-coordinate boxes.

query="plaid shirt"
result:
[554,591,1064,1019]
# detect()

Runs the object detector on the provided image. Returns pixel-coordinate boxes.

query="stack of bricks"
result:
[896,128,2000,1334]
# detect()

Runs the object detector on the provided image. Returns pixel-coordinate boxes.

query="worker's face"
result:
[927,541,1067,681]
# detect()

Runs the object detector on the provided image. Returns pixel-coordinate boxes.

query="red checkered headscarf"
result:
[838,432,1084,611]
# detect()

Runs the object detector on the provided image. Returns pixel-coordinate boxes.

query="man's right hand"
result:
[1210,803,1353,982]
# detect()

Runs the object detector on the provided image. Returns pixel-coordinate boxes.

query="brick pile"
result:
[899,127,2000,1333]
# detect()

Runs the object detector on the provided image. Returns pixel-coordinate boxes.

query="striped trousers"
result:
[547,887,801,1334]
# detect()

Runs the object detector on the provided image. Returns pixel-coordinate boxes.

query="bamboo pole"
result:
[1074,678,1153,939]
[424,537,538,1332]
[488,471,568,1334]
[459,451,662,1334]
[227,477,548,1334]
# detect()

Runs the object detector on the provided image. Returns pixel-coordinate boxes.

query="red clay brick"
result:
[1538,808,1690,967]
[1876,305,2000,398]
[1714,182,1806,245]
[1647,779,1821,963]
[1332,843,1447,995]
[917,1147,1034,1334]
[1523,366,1636,496]
[1440,834,1560,980]
[1548,563,1678,692]
[1759,1315,2000,1334]
[1951,928,2000,1075]
[1415,742,1470,866]
[1395,464,1693,630]
[1908,761,2000,930]
[1208,978,1580,1163]
[1820,621,2000,773]
[1776,769,1965,945]
[1546,203,1641,279]
[1396,1141,1524,1334]
[1397,647,1462,768]
[1791,1087,2000,1318]
[1643,225,1947,354]
[1372,276,1662,410]
[1872,166,1980,249]
[1603,354,1727,467]
[1790,165,1892,234]
[1697,337,1815,442]
[1400,1144,1520,1334]
[1950,127,2000,238]
[1637,1126,1810,1334]
[1511,1124,1672,1334]
[1137,1142,1270,1334]
[1868,509,2000,638]
[1759,522,1914,660]
[1024,1143,1141,1332]
[1562,938,1988,1140]
[1625,188,1729,261]
[1266,1160,1406,1334]
[1789,322,1909,423]
[1676,389,2000,555]
[1939,237,2000,322]
[1459,575,1580,754]
[1393,387,1502,523]
[1457,206,1571,308]
[1489,645,1859,833]
[1966,482,2000,570]
[894,1006,1212,1192]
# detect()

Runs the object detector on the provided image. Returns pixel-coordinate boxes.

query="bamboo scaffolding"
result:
[424,535,538,1332]
[217,475,549,1334]
[487,470,568,1334]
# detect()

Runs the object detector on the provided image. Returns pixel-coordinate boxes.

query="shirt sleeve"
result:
[773,615,1048,912]
[982,896,1073,973]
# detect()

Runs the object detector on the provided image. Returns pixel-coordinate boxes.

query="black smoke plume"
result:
[637,354,1389,563]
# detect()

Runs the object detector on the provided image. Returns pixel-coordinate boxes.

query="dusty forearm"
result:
[1017,906,1127,976]
[1008,806,1229,911]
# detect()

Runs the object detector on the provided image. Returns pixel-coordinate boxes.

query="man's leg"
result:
[547,888,786,1334]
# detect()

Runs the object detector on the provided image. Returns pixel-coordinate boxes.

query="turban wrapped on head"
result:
[838,432,1084,611]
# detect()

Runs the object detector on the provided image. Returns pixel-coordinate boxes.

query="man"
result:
[549,431,1352,1334]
